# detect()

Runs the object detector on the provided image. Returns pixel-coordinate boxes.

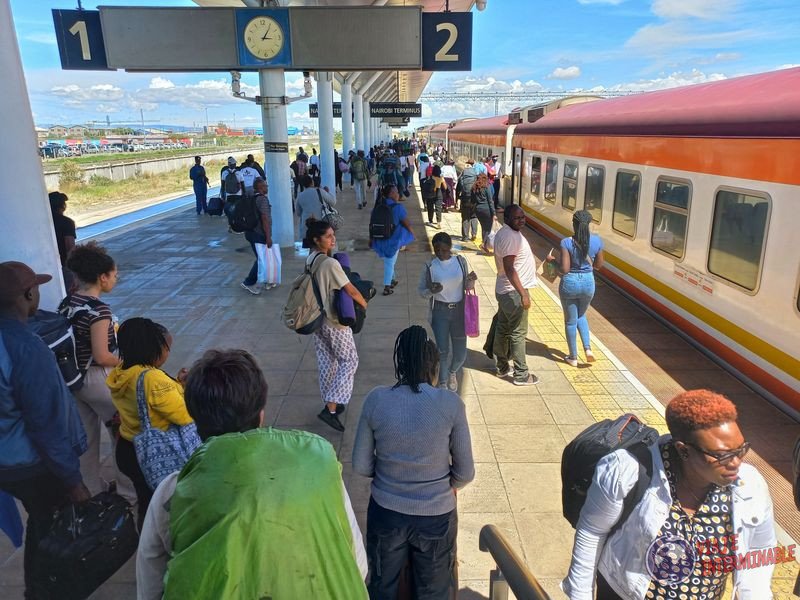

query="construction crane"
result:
[418,90,638,116]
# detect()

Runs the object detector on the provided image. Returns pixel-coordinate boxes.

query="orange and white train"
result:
[423,68,800,417]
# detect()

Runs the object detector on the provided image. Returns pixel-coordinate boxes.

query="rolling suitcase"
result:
[33,485,138,600]
[207,196,224,216]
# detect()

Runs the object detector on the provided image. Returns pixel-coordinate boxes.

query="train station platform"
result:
[0,179,797,599]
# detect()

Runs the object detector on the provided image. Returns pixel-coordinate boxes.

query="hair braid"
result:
[393,326,439,393]
[572,210,592,263]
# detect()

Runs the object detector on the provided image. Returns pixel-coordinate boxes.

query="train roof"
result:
[428,122,451,134]
[514,67,800,138]
[449,115,509,135]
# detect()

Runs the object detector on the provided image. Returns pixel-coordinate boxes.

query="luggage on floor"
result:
[207,196,224,216]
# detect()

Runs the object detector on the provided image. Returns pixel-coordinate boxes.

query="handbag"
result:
[33,484,138,600]
[537,248,560,283]
[133,370,202,490]
[317,189,344,230]
[256,242,282,285]
[464,289,480,338]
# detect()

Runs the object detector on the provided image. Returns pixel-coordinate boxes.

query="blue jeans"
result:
[382,251,399,286]
[243,230,267,286]
[558,272,596,359]
[193,186,207,214]
[431,301,467,378]
[366,498,458,600]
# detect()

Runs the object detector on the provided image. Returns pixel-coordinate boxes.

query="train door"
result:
[513,147,522,205]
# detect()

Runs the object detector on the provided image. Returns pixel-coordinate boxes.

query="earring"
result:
[680,450,690,460]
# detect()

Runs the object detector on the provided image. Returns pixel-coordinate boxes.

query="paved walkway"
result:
[0,177,797,599]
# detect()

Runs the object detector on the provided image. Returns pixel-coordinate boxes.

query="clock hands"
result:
[261,24,271,41]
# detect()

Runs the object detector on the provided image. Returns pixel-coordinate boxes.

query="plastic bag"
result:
[256,243,282,285]
[464,289,480,338]
[484,219,502,252]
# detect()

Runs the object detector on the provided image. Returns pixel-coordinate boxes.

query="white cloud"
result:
[50,83,126,106]
[588,69,728,92]
[777,63,800,70]
[652,0,738,20]
[548,66,582,80]
[24,33,56,45]
[625,22,754,54]
[149,77,175,90]
[446,76,543,94]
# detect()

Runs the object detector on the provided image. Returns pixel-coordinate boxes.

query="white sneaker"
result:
[241,282,261,295]
[447,372,458,392]
[585,349,596,362]
[564,356,578,367]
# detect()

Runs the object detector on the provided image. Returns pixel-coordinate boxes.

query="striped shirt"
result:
[64,294,116,368]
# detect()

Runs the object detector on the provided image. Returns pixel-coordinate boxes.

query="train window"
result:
[708,189,770,291]
[530,155,542,199]
[584,165,605,222]
[613,171,640,237]
[562,161,578,211]
[651,179,691,260]
[544,158,558,203]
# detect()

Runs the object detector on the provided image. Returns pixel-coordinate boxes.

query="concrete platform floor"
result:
[1,177,797,599]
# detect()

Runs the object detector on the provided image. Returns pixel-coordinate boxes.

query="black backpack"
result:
[228,194,261,233]
[561,414,658,531]
[27,310,84,391]
[369,197,396,240]
[223,169,240,195]
[421,177,438,201]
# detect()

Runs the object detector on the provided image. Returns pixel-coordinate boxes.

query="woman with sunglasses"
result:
[563,389,776,600]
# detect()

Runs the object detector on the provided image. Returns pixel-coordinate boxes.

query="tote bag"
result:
[256,242,282,285]
[133,370,202,490]
[464,289,480,338]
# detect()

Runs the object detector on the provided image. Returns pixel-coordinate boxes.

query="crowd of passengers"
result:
[0,137,788,599]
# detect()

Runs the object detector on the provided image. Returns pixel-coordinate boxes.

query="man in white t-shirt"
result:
[238,161,260,197]
[492,204,539,386]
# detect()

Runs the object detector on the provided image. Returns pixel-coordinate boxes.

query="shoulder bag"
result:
[316,189,344,231]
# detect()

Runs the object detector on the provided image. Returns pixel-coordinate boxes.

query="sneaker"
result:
[240,282,261,295]
[565,356,578,367]
[585,349,596,363]
[317,408,345,432]
[513,374,540,386]
[335,404,346,415]
[447,372,458,391]
[495,366,511,378]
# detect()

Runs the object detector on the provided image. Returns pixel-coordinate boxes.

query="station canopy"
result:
[192,0,477,103]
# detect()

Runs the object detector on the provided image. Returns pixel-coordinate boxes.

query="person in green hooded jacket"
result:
[136,349,368,600]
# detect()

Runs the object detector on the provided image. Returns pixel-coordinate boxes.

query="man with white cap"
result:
[220,156,244,203]
[0,261,89,598]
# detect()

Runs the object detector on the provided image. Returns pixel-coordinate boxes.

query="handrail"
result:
[478,524,552,600]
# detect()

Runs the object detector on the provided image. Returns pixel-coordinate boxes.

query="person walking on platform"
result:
[246,153,265,179]
[189,156,209,215]
[350,150,371,209]
[457,159,479,241]
[422,165,448,229]
[49,191,75,266]
[63,242,124,494]
[472,173,497,252]
[418,232,477,392]
[303,219,368,432]
[492,205,539,386]
[136,349,368,600]
[370,185,415,297]
[296,175,336,242]
[352,325,474,600]
[0,262,90,600]
[220,157,243,204]
[238,157,261,198]
[557,210,604,367]
[309,147,321,187]
[334,150,344,192]
[241,178,274,295]
[563,390,776,600]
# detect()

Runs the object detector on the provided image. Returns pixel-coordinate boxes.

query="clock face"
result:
[243,17,284,60]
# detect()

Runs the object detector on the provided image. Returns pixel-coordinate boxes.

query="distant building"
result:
[48,125,68,137]
[67,125,86,136]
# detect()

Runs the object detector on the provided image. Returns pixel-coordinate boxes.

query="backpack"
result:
[27,309,84,391]
[421,177,438,201]
[339,160,349,173]
[369,197,396,240]
[459,171,477,199]
[561,414,658,532]
[426,164,433,178]
[351,158,367,181]
[296,161,307,176]
[380,169,398,187]
[223,169,240,195]
[228,193,261,233]
[282,253,326,335]
[56,296,114,379]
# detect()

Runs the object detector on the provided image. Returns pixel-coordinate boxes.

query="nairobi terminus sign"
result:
[369,103,422,118]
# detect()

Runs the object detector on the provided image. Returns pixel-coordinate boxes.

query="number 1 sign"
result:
[52,10,110,70]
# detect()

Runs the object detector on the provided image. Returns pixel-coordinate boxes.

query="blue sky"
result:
[11,0,800,129]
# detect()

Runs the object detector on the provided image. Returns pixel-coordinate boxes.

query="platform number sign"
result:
[52,10,110,70]
[422,12,472,71]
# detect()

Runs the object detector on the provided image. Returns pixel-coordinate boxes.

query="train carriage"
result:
[444,68,800,416]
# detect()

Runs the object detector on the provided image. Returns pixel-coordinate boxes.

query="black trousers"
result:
[0,471,68,599]
[366,498,457,600]
[596,573,625,599]
[115,437,152,530]
[426,197,442,224]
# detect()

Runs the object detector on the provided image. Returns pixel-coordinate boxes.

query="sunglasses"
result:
[684,441,751,464]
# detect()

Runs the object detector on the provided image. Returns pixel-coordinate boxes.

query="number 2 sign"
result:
[52,10,110,70]
[422,12,472,71]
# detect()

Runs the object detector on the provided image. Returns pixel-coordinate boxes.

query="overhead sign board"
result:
[382,118,410,126]
[56,7,470,73]
[309,103,354,120]
[370,103,422,118]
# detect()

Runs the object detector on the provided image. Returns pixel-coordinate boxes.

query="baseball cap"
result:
[227,157,236,166]
[0,261,52,304]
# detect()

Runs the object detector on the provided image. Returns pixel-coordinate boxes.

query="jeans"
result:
[366,498,458,600]
[382,251,399,287]
[426,198,443,224]
[431,302,467,378]
[354,179,368,207]
[461,218,478,240]
[243,230,267,286]
[193,186,207,214]
[0,471,68,598]
[115,437,152,530]
[558,272,595,360]
[493,291,529,381]
[476,210,494,245]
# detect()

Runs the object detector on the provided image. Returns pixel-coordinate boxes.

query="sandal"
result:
[383,286,394,296]
[390,279,399,288]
